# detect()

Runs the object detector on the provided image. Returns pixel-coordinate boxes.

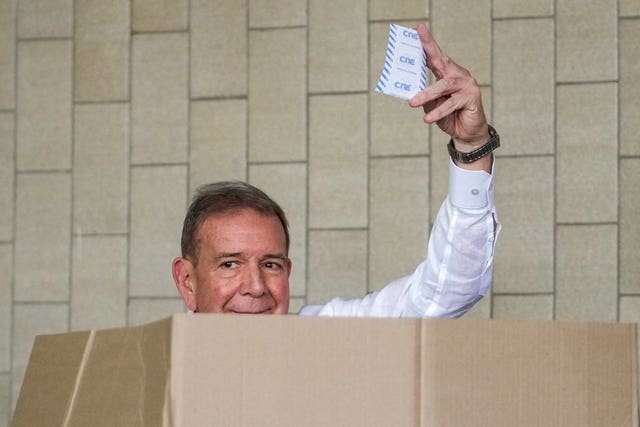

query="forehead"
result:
[196,209,287,253]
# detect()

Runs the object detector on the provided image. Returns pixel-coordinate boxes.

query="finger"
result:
[408,77,459,108]
[417,23,470,80]
[422,96,458,124]
[416,23,447,79]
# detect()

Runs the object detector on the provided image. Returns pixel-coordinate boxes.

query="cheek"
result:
[195,276,238,313]
[268,278,290,311]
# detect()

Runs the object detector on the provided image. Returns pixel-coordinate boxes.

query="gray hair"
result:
[181,181,290,262]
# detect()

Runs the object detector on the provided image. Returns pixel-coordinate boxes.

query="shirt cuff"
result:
[448,158,495,209]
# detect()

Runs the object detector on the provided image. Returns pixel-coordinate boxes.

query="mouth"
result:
[228,308,273,315]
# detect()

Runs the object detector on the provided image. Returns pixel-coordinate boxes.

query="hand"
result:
[408,23,489,151]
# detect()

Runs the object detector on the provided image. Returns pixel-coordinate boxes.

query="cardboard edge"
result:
[60,329,96,427]
[165,313,184,427]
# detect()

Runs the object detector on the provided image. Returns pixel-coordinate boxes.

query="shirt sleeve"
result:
[298,159,500,318]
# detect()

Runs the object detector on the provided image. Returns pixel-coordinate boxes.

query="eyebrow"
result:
[215,252,288,261]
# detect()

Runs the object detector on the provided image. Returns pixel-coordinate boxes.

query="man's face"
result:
[173,209,291,314]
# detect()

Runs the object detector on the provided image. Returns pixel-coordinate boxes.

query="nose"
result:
[239,263,267,297]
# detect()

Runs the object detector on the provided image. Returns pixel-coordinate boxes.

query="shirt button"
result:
[471,188,479,196]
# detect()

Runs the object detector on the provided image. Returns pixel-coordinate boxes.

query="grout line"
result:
[552,0,557,321]
[555,221,619,227]
[365,0,371,294]
[489,0,494,320]
[555,79,619,86]
[125,0,134,327]
[71,232,129,237]
[67,0,76,333]
[616,0,621,322]
[130,29,189,35]
[248,160,307,166]
[15,168,72,174]
[492,15,555,21]
[186,0,192,200]
[9,0,18,412]
[248,24,307,31]
[308,90,369,97]
[304,0,310,307]
[129,161,189,168]
[244,0,250,182]
[72,99,129,106]
[16,36,73,42]
[190,94,248,102]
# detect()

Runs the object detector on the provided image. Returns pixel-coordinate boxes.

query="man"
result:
[172,23,500,317]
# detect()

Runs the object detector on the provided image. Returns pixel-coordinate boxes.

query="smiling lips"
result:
[227,308,273,315]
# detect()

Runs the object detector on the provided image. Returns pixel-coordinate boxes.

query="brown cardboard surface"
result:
[11,315,639,427]
[421,319,638,426]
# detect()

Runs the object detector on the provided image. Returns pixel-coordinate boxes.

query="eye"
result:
[263,261,282,270]
[221,261,238,269]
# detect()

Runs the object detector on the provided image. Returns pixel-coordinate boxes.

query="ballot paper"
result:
[375,24,427,100]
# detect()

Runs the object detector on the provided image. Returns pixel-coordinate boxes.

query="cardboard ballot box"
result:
[11,314,639,426]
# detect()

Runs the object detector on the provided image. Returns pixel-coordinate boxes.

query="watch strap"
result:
[447,125,500,164]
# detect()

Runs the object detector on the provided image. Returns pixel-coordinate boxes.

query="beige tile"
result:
[15,172,70,301]
[249,28,306,162]
[556,225,617,322]
[432,0,491,85]
[463,294,491,319]
[309,0,367,92]
[74,0,130,102]
[309,94,367,228]
[493,157,554,293]
[288,297,306,314]
[17,40,72,171]
[0,373,8,427]
[556,83,618,223]
[369,0,428,20]
[0,244,11,372]
[307,230,367,305]
[73,104,129,234]
[17,0,72,38]
[620,0,640,16]
[12,303,68,406]
[0,113,13,241]
[430,87,491,221]
[132,0,187,32]
[493,18,554,155]
[249,0,306,27]
[620,296,640,398]
[128,298,185,326]
[369,157,429,292]
[191,0,247,98]
[493,0,553,18]
[369,22,429,157]
[556,0,617,82]
[129,165,187,297]
[249,163,307,297]
[620,297,640,323]
[190,100,247,192]
[493,294,553,320]
[620,159,640,294]
[621,19,640,156]
[71,235,127,331]
[0,0,16,110]
[132,33,188,165]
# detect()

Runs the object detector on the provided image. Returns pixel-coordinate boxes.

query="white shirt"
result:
[298,159,500,318]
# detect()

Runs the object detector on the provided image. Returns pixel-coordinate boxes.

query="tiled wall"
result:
[1,0,639,423]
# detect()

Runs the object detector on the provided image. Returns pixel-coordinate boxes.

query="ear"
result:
[285,258,292,278]
[172,257,197,312]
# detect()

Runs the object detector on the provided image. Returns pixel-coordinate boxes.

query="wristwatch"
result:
[447,125,500,164]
